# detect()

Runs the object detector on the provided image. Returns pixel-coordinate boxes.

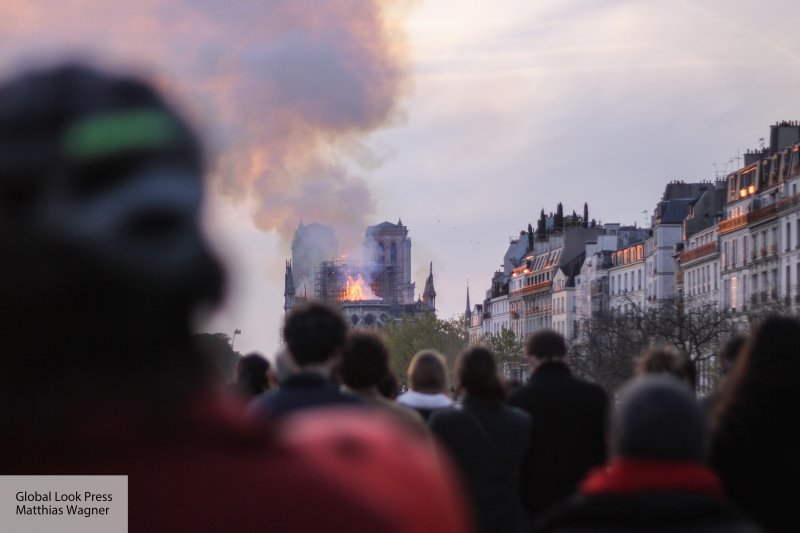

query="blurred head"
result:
[612,376,706,462]
[714,315,800,432]
[0,63,223,409]
[635,348,690,384]
[407,350,448,394]
[377,371,400,400]
[456,346,505,403]
[236,353,271,397]
[283,302,347,367]
[341,331,391,389]
[718,335,746,377]
[526,330,567,361]
[0,63,223,314]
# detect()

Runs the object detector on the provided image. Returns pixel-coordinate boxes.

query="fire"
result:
[343,274,382,301]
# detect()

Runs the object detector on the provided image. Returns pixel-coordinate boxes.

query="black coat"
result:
[429,397,531,533]
[531,491,763,533]
[249,371,363,419]
[508,362,608,520]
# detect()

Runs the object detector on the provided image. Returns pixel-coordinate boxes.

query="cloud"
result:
[0,0,411,251]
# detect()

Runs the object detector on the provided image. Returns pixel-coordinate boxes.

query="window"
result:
[796,219,800,249]
[742,275,748,302]
[787,222,792,252]
[638,270,642,290]
[723,241,729,269]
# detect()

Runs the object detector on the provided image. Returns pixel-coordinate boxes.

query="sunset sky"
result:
[3,1,800,354]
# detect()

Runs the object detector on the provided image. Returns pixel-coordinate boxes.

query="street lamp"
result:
[231,328,241,350]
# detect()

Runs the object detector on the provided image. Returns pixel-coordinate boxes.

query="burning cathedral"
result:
[283,220,436,328]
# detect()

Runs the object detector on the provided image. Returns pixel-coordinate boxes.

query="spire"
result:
[465,284,472,320]
[283,260,296,312]
[398,218,403,227]
[423,261,436,311]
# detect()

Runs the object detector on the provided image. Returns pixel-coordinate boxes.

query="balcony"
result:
[770,244,778,255]
[719,214,747,234]
[748,203,778,226]
[510,280,552,296]
[777,192,800,213]
[678,242,717,264]
[719,203,778,235]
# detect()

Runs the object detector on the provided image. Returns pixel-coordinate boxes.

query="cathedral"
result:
[284,220,436,328]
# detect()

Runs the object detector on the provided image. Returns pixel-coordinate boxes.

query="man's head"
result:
[0,63,223,320]
[0,62,225,413]
[611,376,706,462]
[525,329,567,367]
[341,331,391,390]
[283,302,348,368]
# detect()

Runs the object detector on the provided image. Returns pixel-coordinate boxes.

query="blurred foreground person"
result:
[0,63,469,533]
[508,330,608,521]
[533,376,761,532]
[429,346,531,533]
[700,334,746,419]
[340,331,428,438]
[250,301,363,419]
[711,316,800,532]
[228,352,273,401]
[397,350,454,420]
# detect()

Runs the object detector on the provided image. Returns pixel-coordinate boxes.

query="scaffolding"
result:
[315,260,401,305]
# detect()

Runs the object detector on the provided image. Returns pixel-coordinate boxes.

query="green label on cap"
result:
[62,108,180,161]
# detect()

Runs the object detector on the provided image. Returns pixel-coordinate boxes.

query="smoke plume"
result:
[0,0,411,250]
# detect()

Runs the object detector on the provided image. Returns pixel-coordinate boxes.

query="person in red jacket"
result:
[0,62,469,533]
[532,376,761,533]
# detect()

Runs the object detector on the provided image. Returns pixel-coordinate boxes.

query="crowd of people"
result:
[0,62,796,532]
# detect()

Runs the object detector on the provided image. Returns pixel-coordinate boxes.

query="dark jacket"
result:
[532,459,762,533]
[249,371,363,419]
[507,361,608,520]
[711,415,797,533]
[429,397,532,533]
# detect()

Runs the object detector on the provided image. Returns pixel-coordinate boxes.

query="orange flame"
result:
[343,274,381,301]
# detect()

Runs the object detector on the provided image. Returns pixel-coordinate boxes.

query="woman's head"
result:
[456,345,505,403]
[407,350,448,394]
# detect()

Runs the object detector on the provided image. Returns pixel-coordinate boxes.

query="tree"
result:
[481,328,526,381]
[583,202,589,228]
[555,203,564,230]
[571,311,647,393]
[640,301,735,365]
[384,314,468,386]
[192,332,242,382]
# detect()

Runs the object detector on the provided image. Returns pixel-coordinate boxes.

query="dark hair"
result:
[718,335,747,376]
[712,315,800,435]
[377,371,400,400]
[525,330,567,359]
[341,331,390,389]
[282,302,347,366]
[408,350,448,393]
[236,353,270,396]
[456,346,505,403]
[635,348,688,381]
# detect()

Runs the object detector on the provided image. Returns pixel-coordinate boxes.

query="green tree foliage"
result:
[384,314,468,386]
[192,332,242,383]
[481,329,526,380]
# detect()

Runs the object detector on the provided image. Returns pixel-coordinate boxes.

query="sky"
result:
[2,1,800,355]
